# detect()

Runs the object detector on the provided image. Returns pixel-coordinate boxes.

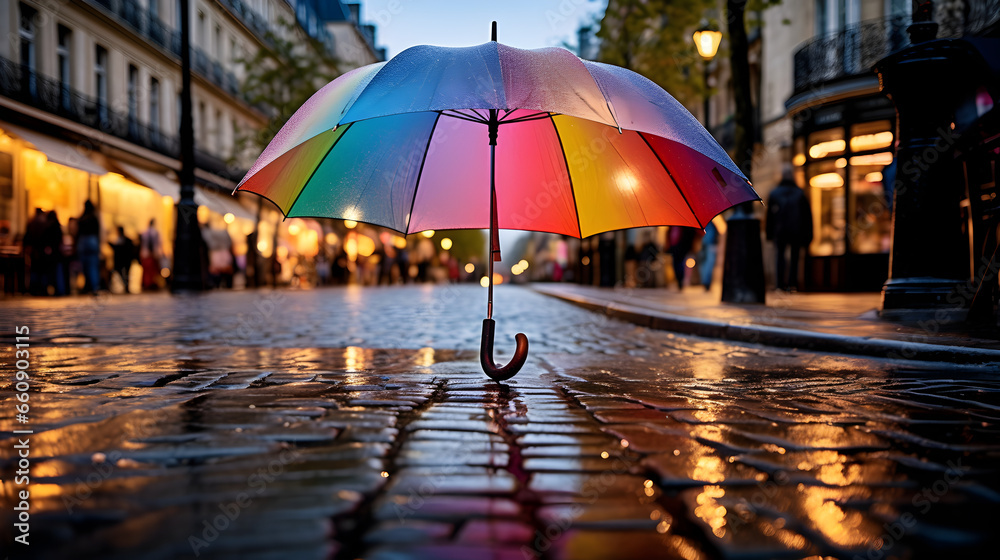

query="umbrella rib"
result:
[500,112,553,124]
[547,115,583,239]
[285,123,353,219]
[441,110,488,124]
[638,132,703,229]
[405,112,443,234]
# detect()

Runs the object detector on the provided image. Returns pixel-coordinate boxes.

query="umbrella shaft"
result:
[488,141,495,320]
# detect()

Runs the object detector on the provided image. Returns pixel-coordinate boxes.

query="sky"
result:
[360,0,607,58]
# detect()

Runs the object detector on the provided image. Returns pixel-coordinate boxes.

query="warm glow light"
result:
[288,223,301,235]
[850,131,893,152]
[345,237,358,260]
[865,172,883,183]
[835,158,847,168]
[197,205,210,223]
[440,237,453,251]
[344,220,357,229]
[480,276,490,287]
[277,246,289,260]
[693,27,723,59]
[380,471,389,478]
[518,259,529,269]
[493,272,503,285]
[581,256,591,265]
[685,258,696,269]
[421,230,435,238]
[357,235,376,258]
[162,195,174,206]
[511,264,523,275]
[325,232,339,245]
[223,212,235,224]
[808,139,846,158]
[257,240,269,253]
[464,263,475,274]
[393,236,408,250]
[850,152,893,166]
[809,173,845,189]
[160,267,170,278]
[792,153,806,166]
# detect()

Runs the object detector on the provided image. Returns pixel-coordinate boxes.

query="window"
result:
[198,101,206,144]
[19,3,36,96]
[150,78,161,134]
[58,25,72,110]
[128,64,139,137]
[95,45,109,122]
[148,0,159,19]
[214,108,223,154]
[214,24,222,58]
[197,10,206,47]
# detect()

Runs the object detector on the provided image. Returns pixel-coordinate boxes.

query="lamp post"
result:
[172,0,205,292]
[693,24,722,128]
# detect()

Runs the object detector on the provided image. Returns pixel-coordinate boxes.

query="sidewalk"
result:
[533,283,1000,365]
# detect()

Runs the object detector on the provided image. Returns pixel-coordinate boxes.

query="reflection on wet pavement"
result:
[1,285,998,559]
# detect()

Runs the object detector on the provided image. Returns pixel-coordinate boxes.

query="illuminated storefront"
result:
[792,95,896,291]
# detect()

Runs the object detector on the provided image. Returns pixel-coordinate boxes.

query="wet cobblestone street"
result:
[2,285,999,559]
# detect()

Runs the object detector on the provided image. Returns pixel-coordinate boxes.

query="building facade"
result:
[0,0,382,293]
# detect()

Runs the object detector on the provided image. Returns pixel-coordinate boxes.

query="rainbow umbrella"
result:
[236,24,758,382]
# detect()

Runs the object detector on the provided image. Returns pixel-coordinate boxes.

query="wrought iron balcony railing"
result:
[0,56,247,183]
[792,15,911,95]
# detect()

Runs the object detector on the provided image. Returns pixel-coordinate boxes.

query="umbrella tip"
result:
[491,21,497,42]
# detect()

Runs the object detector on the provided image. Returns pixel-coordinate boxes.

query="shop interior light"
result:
[325,232,339,245]
[850,131,893,152]
[835,158,847,168]
[465,263,475,274]
[693,26,722,59]
[287,223,301,235]
[344,219,357,229]
[393,236,408,249]
[809,172,845,189]
[864,171,884,183]
[792,153,806,166]
[421,230,435,238]
[850,152,893,166]
[223,212,235,224]
[356,235,376,257]
[808,139,846,159]
[440,237,453,250]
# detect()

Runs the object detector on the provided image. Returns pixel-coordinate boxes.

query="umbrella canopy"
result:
[236,41,758,237]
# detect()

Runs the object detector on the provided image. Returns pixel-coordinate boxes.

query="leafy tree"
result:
[234,18,341,158]
[597,0,715,107]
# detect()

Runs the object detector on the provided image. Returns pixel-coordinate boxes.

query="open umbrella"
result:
[235,23,758,382]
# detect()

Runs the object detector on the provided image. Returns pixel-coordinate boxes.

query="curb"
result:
[535,287,1000,365]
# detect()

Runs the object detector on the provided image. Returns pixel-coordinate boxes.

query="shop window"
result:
[807,128,845,159]
[849,120,893,153]
[807,160,846,256]
[95,45,108,122]
[848,162,892,254]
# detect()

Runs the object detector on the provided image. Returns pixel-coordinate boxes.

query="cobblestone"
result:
[2,285,999,559]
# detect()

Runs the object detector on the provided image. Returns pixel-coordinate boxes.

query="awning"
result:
[195,186,257,221]
[111,160,180,200]
[1,123,109,176]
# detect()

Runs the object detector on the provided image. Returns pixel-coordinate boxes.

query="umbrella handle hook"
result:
[480,318,528,382]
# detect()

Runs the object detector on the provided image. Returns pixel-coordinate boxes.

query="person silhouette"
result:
[766,165,813,291]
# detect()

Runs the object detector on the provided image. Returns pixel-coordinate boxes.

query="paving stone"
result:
[546,529,706,560]
[455,519,534,544]
[373,496,521,522]
[364,520,454,544]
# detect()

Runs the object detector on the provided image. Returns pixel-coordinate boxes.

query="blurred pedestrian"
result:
[23,208,47,295]
[45,211,67,295]
[698,221,719,291]
[139,219,163,291]
[667,226,696,290]
[766,165,813,291]
[111,226,136,293]
[76,201,101,294]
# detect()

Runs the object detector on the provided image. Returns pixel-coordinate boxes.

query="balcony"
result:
[87,0,182,56]
[0,56,247,183]
[792,15,911,96]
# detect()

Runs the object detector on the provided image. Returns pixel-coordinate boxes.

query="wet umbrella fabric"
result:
[236,39,759,380]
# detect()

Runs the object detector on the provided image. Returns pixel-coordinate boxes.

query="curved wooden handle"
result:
[480,318,528,382]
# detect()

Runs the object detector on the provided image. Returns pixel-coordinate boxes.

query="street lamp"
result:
[693,24,722,128]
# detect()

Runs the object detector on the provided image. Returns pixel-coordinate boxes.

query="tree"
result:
[597,0,715,108]
[234,18,341,158]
